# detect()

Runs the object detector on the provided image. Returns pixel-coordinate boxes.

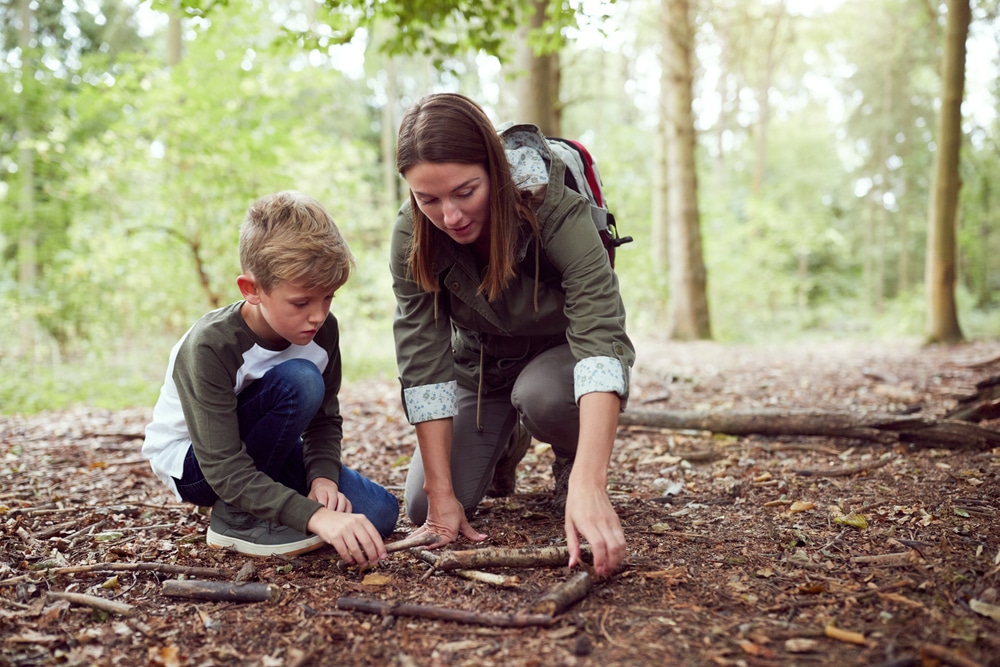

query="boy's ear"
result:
[237,274,262,304]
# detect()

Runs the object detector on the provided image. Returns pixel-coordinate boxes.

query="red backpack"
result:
[546,137,633,268]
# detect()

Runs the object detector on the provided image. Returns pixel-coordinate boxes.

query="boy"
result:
[143,191,398,565]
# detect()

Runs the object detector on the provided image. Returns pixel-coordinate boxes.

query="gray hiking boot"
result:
[551,456,573,513]
[207,500,324,557]
[486,422,533,498]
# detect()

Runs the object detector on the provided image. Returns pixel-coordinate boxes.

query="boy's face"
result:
[239,277,334,346]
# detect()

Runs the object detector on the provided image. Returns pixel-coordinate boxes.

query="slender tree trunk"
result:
[515,0,560,135]
[166,6,182,66]
[925,0,969,344]
[751,1,784,197]
[18,0,37,361]
[651,26,670,273]
[663,0,711,340]
[380,57,399,210]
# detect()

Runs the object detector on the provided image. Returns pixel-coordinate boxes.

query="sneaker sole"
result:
[206,527,324,557]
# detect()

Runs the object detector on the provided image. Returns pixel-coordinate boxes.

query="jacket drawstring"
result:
[476,343,485,432]
[533,235,540,313]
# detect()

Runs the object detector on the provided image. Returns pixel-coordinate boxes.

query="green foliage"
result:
[2,0,1000,416]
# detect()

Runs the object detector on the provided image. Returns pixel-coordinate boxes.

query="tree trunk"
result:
[663,0,711,340]
[514,0,561,136]
[166,8,182,66]
[651,24,670,273]
[925,0,969,345]
[380,56,399,210]
[17,0,37,362]
[751,1,784,197]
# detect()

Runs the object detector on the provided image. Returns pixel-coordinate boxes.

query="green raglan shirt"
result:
[142,301,344,534]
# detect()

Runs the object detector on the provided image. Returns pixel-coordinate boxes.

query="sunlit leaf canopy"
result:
[0,0,998,413]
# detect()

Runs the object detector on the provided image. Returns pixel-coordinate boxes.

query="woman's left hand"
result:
[309,477,352,513]
[564,481,626,577]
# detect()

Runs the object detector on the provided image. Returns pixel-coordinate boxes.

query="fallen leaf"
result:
[789,501,816,514]
[970,598,1000,622]
[784,638,819,653]
[362,572,392,586]
[833,512,868,530]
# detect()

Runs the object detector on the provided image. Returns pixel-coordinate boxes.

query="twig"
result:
[47,591,135,617]
[411,549,520,588]
[0,562,226,587]
[335,596,554,628]
[336,533,440,570]
[529,569,595,615]
[851,551,920,566]
[921,643,985,667]
[825,623,866,646]
[793,457,892,477]
[161,580,281,603]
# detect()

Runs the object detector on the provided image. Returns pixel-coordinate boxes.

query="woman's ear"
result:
[237,274,262,304]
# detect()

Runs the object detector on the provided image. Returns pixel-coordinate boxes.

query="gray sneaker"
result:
[207,500,324,557]
[551,456,573,513]
[486,422,533,498]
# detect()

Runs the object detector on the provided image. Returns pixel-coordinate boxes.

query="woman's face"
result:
[404,162,490,248]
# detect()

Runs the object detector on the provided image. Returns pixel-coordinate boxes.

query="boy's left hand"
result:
[309,477,352,513]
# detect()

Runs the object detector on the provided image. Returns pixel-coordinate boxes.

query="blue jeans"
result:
[174,358,399,537]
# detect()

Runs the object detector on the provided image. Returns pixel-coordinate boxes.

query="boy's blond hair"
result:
[239,191,354,294]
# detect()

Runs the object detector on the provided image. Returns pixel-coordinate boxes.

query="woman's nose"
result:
[442,199,461,225]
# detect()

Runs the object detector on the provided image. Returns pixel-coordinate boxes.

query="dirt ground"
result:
[3,337,1000,667]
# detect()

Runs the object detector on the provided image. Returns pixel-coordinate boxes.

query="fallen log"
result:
[944,376,1000,422]
[433,545,587,572]
[618,408,1000,449]
[335,596,554,627]
[161,579,281,603]
[528,569,595,616]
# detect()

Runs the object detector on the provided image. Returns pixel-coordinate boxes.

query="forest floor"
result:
[4,338,1000,667]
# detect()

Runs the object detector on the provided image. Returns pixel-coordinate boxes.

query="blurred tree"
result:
[926,0,971,344]
[0,0,145,354]
[662,0,711,340]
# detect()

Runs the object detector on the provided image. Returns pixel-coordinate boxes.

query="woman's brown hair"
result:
[396,93,539,301]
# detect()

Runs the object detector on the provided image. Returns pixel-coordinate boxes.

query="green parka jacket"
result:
[390,124,634,425]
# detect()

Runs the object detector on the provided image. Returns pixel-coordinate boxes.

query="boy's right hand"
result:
[308,507,387,567]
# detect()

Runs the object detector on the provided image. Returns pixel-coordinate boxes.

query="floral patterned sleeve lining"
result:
[573,356,629,404]
[403,380,459,423]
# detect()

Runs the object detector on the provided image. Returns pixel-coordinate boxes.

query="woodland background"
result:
[1,0,999,415]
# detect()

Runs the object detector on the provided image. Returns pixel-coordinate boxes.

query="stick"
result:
[161,580,281,603]
[335,596,554,628]
[921,643,985,667]
[851,551,920,566]
[793,457,893,477]
[336,533,441,569]
[824,624,866,646]
[0,562,226,587]
[433,545,584,571]
[47,591,135,617]
[528,569,595,615]
[410,549,520,588]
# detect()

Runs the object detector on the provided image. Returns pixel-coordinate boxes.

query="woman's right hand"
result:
[412,492,486,548]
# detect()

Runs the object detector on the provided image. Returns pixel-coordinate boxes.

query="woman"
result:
[390,93,634,576]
